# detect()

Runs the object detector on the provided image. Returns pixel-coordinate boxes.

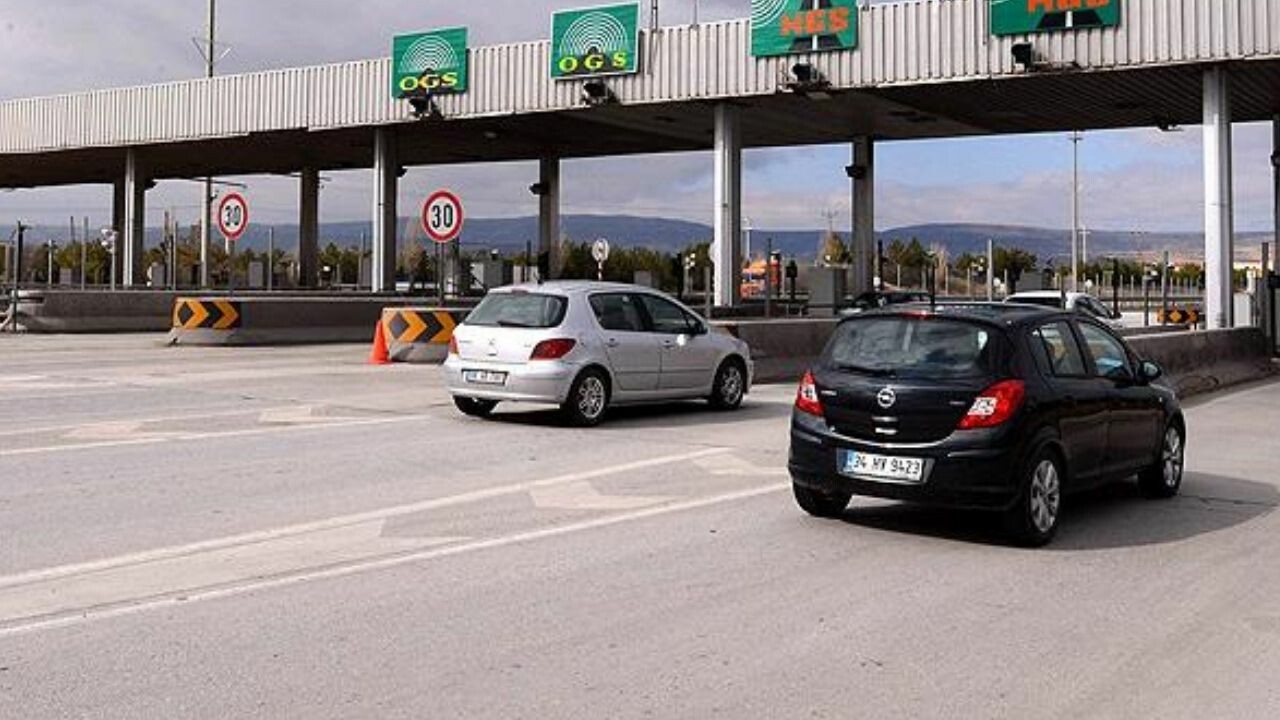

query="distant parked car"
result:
[788,303,1185,546]
[842,291,932,316]
[444,282,753,426]
[1005,291,1123,329]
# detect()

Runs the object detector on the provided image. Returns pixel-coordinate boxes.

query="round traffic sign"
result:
[591,238,610,263]
[217,193,250,242]
[422,190,465,244]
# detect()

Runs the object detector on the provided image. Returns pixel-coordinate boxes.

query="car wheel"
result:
[1139,422,1185,499]
[454,396,498,418]
[561,369,610,427]
[792,482,851,519]
[1004,447,1063,547]
[708,359,746,410]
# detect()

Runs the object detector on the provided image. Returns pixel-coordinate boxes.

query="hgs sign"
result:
[751,0,858,58]
[991,0,1121,36]
[392,27,469,98]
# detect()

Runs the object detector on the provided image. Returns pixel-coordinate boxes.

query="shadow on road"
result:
[835,472,1278,551]
[482,398,791,429]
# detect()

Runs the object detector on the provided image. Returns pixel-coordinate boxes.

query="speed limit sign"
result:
[422,190,465,244]
[217,193,250,243]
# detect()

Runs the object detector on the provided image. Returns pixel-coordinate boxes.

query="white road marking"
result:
[531,480,672,511]
[63,420,186,442]
[0,413,438,458]
[0,481,788,638]
[0,522,465,628]
[695,452,790,477]
[0,406,295,439]
[0,447,730,591]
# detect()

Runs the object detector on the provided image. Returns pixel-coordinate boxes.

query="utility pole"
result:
[986,238,995,301]
[198,0,217,288]
[1070,131,1082,293]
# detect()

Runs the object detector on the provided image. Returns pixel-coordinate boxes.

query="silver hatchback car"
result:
[444,281,753,426]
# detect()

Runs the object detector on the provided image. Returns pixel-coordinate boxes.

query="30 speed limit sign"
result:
[217,193,250,243]
[422,190,465,244]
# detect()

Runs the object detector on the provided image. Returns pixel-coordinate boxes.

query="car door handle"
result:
[606,338,620,348]
[661,340,676,349]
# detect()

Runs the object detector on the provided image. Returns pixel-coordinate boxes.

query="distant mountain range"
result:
[14,215,1272,264]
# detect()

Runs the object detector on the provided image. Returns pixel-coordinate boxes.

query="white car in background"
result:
[1005,291,1125,329]
[444,282,754,426]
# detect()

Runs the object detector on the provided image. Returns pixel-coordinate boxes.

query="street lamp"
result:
[100,229,118,292]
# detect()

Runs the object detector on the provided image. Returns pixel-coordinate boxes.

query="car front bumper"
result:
[443,356,579,405]
[788,413,1022,511]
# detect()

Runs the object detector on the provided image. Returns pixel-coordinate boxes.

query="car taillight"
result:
[448,336,459,356]
[530,338,576,361]
[795,371,824,417]
[958,379,1026,430]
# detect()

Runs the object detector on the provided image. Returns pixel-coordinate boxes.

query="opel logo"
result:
[876,387,897,410]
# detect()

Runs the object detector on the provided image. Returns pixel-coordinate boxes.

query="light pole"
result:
[1070,131,1083,293]
[45,240,57,287]
[101,229,118,292]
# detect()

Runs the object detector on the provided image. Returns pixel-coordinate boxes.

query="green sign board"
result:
[550,3,640,80]
[751,0,858,58]
[392,27,469,99]
[991,0,1121,36]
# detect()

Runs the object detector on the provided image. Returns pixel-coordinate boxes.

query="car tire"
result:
[454,396,498,418]
[561,368,610,427]
[792,482,851,519]
[1003,446,1064,547]
[1139,422,1185,499]
[708,359,747,410]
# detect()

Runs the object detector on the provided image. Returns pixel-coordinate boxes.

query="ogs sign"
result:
[550,3,640,80]
[392,27,469,99]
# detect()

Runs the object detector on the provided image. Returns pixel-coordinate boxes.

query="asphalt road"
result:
[1,334,1277,719]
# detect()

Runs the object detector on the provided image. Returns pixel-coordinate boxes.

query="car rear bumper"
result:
[788,415,1021,511]
[443,356,578,405]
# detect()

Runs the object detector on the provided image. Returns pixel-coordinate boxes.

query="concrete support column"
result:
[371,128,398,294]
[851,137,875,295]
[538,157,561,280]
[299,167,320,289]
[713,104,742,308]
[122,149,147,287]
[111,179,126,287]
[1203,66,1235,329]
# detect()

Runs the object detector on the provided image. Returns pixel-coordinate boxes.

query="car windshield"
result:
[466,292,567,329]
[823,317,999,379]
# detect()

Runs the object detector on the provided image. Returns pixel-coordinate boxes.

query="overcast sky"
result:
[0,1,1274,237]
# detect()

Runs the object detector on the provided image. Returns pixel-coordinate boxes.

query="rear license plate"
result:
[463,370,508,386]
[837,450,925,484]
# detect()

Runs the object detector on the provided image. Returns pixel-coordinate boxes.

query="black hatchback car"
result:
[788,304,1186,545]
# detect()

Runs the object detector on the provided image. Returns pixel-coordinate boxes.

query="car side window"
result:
[589,293,646,333]
[639,295,698,335]
[1031,321,1088,377]
[1078,322,1132,380]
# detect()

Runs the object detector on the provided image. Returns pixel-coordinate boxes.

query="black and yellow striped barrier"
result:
[1157,307,1201,326]
[381,307,469,362]
[173,298,242,331]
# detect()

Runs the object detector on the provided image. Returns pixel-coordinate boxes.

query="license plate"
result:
[838,450,925,484]
[463,370,508,386]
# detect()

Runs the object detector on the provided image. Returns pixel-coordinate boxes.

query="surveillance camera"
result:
[845,164,867,180]
[529,182,548,197]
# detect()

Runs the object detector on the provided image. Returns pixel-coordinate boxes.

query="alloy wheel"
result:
[1029,459,1061,535]
[1163,427,1184,489]
[578,376,606,420]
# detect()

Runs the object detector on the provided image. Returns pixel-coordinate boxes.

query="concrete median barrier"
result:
[382,307,470,362]
[7,290,177,333]
[1127,327,1277,397]
[168,296,393,346]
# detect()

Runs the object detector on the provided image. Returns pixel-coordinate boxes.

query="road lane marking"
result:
[0,413,439,458]
[694,453,791,477]
[0,447,730,591]
[0,406,298,439]
[531,480,673,510]
[0,481,787,638]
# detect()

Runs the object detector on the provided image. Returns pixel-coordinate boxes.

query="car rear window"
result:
[466,292,567,329]
[823,317,1000,379]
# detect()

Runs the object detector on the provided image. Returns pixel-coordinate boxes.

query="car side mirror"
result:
[1139,360,1163,384]
[691,323,708,336]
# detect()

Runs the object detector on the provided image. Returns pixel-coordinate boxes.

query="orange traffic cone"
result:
[368,319,391,365]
